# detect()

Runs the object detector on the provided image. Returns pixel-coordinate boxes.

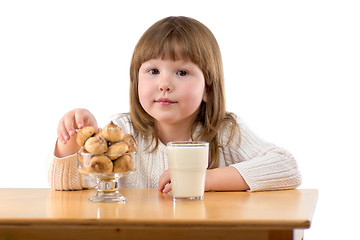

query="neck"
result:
[156,120,194,145]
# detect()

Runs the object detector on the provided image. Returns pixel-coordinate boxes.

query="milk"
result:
[167,142,209,200]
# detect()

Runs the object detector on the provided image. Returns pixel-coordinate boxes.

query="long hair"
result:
[129,16,240,168]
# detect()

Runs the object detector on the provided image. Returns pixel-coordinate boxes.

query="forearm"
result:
[54,134,80,158]
[205,166,249,191]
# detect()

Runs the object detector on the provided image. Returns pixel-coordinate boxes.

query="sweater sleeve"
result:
[221,115,302,192]
[47,151,95,191]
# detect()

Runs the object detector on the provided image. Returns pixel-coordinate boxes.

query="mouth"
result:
[155,98,177,106]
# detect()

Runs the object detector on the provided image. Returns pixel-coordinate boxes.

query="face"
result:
[138,58,207,126]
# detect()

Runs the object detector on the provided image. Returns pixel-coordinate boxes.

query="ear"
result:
[202,89,208,102]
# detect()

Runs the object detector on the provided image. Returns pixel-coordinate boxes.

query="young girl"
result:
[49,16,301,192]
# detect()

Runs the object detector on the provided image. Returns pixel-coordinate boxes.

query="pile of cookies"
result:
[76,122,137,174]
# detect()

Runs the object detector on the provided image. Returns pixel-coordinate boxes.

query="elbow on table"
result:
[247,150,303,192]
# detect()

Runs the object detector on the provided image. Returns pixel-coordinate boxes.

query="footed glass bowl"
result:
[77,152,135,203]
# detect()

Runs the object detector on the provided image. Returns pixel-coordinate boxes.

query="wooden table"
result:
[0,188,317,240]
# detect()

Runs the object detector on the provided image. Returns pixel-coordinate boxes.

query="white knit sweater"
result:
[47,113,301,191]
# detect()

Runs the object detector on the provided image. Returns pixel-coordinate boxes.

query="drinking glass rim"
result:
[166,141,209,147]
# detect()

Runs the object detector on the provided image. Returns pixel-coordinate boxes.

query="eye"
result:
[177,70,188,76]
[149,69,159,75]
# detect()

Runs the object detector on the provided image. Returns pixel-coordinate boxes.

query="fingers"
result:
[74,113,84,129]
[57,124,67,145]
[57,114,75,144]
[75,109,98,131]
[158,169,172,193]
[57,109,98,144]
[162,182,172,193]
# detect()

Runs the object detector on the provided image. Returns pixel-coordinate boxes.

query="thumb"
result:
[162,183,172,193]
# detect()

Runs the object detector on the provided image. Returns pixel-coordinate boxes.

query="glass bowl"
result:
[77,152,135,203]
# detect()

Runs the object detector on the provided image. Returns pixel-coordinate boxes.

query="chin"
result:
[153,113,182,124]
[155,116,177,123]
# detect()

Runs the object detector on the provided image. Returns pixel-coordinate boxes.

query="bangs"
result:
[133,17,204,68]
[157,37,193,62]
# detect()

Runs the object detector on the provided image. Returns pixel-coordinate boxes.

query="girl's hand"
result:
[55,108,98,158]
[157,168,249,194]
[158,169,213,193]
[57,108,98,145]
[158,169,214,193]
[157,169,172,193]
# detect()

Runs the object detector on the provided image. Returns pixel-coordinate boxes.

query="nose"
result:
[158,74,173,92]
[159,85,172,92]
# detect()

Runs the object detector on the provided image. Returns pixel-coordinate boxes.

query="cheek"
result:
[179,83,205,107]
[138,79,152,108]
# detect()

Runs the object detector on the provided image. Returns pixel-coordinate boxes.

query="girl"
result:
[49,16,301,192]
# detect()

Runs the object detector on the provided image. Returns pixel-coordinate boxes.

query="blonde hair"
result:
[130,16,240,168]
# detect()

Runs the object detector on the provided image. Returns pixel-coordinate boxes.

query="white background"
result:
[0,1,359,239]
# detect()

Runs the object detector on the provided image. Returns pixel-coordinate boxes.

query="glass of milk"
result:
[166,141,209,201]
